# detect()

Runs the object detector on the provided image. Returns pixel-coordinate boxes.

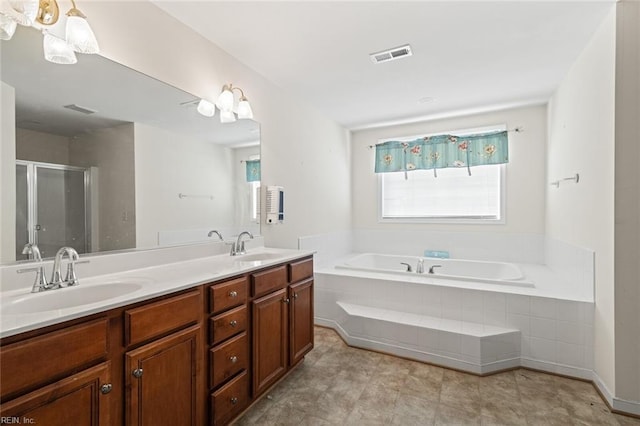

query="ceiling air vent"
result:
[63,104,98,115]
[370,44,412,64]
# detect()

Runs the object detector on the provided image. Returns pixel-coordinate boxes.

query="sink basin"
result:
[233,252,283,263]
[1,280,145,315]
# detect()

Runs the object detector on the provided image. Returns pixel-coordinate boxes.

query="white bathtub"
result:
[335,253,534,287]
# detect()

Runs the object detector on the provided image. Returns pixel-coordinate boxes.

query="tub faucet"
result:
[400,262,412,272]
[428,264,443,274]
[51,247,80,288]
[207,230,224,241]
[416,259,424,274]
[21,243,49,293]
[229,231,254,256]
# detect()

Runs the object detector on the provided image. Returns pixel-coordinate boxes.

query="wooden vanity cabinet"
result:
[0,254,314,426]
[251,256,314,397]
[0,318,112,425]
[0,362,112,425]
[252,287,289,396]
[207,276,250,426]
[123,289,203,426]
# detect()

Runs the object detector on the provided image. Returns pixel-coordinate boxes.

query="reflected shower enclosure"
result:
[16,161,91,260]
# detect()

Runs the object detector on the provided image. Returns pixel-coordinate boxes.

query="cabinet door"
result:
[0,362,111,426]
[289,279,314,366]
[125,325,200,426]
[252,288,288,396]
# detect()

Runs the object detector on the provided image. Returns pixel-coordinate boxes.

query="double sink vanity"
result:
[0,246,315,425]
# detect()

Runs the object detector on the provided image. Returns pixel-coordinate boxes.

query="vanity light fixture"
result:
[0,0,99,64]
[197,83,254,123]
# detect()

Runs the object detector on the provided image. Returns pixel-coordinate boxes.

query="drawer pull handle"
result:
[283,298,290,304]
[230,355,238,363]
[231,397,238,405]
[229,320,238,327]
[132,368,143,378]
[100,383,113,394]
[229,290,238,298]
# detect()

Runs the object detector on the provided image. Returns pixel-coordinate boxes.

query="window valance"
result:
[374,130,508,177]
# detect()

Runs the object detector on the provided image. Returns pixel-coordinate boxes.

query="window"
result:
[377,126,505,223]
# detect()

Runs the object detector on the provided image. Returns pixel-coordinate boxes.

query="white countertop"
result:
[0,247,314,339]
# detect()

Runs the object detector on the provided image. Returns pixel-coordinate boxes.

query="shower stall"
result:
[16,160,92,260]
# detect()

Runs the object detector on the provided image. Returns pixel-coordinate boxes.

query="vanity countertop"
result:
[0,247,314,339]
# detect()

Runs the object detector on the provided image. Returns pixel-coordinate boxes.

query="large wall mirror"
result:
[1,27,260,264]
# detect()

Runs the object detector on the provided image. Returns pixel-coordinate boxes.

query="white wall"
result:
[134,123,235,247]
[546,7,617,396]
[0,82,16,263]
[70,123,136,252]
[351,105,547,235]
[79,1,352,249]
[614,0,640,404]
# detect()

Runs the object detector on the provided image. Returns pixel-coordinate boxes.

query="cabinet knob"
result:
[229,290,238,298]
[229,320,238,327]
[293,293,298,299]
[283,298,290,304]
[230,355,238,363]
[231,397,238,405]
[100,383,113,394]
[132,368,143,378]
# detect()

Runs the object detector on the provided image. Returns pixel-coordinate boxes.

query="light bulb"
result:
[0,13,17,40]
[216,85,234,112]
[220,109,236,124]
[237,98,253,119]
[65,14,99,54]
[196,99,216,117]
[43,32,77,65]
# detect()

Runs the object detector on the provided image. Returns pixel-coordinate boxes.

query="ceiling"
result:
[154,1,615,130]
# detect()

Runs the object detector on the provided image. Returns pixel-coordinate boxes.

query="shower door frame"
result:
[16,160,92,255]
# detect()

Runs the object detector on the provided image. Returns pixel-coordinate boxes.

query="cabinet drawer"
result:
[209,277,248,315]
[0,318,109,399]
[288,257,313,282]
[251,265,287,297]
[209,305,247,346]
[124,290,201,347]
[209,332,248,389]
[211,370,249,426]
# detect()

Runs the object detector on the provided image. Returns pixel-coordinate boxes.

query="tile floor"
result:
[234,327,640,426]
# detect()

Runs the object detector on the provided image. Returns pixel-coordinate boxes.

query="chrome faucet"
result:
[21,243,49,293]
[416,259,425,274]
[229,231,254,256]
[51,247,80,288]
[207,230,224,241]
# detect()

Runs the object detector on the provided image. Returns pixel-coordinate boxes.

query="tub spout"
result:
[416,259,424,274]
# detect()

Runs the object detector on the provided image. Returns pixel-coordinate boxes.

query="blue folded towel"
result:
[424,250,450,259]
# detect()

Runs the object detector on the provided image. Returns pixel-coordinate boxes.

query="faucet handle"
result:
[65,263,78,286]
[18,266,50,292]
[225,242,237,256]
[64,259,89,286]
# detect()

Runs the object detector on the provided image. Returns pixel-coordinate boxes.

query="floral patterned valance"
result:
[245,159,260,182]
[374,130,508,176]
